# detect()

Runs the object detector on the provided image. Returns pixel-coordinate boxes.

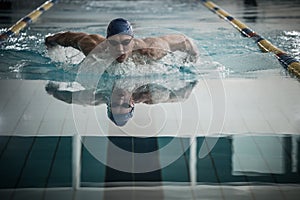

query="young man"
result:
[45,18,198,63]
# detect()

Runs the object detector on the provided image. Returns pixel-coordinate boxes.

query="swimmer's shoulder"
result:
[133,38,147,49]
[133,37,166,50]
[88,34,106,42]
[78,34,106,55]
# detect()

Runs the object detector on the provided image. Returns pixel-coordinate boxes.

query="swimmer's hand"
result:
[45,81,59,95]
[0,34,8,42]
[184,52,198,63]
[45,35,57,48]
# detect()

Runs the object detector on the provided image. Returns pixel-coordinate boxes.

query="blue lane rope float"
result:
[200,0,300,78]
[0,0,59,45]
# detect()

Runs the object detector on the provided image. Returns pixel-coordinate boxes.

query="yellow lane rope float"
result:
[201,0,300,78]
[0,0,59,44]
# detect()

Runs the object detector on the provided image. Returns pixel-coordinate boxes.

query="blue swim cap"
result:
[106,18,134,38]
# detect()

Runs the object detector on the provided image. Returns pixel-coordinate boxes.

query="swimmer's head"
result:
[106,18,134,38]
[106,88,135,126]
[107,106,134,126]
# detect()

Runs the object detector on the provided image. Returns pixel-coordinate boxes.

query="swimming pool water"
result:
[0,0,300,200]
[0,0,300,80]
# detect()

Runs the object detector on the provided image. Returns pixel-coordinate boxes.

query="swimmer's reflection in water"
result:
[45,77,197,126]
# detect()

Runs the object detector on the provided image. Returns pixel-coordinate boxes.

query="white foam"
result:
[46,45,85,65]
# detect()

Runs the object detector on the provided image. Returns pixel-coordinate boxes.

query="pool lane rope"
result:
[0,0,59,45]
[201,0,300,78]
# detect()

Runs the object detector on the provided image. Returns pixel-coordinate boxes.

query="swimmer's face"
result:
[107,34,134,63]
[110,88,134,114]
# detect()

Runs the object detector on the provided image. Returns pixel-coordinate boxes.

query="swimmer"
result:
[45,18,199,63]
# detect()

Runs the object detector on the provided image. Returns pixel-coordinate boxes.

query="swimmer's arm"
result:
[45,32,87,49]
[48,90,105,105]
[168,81,198,102]
[45,31,105,55]
[161,34,199,62]
[139,35,199,61]
[136,38,169,60]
